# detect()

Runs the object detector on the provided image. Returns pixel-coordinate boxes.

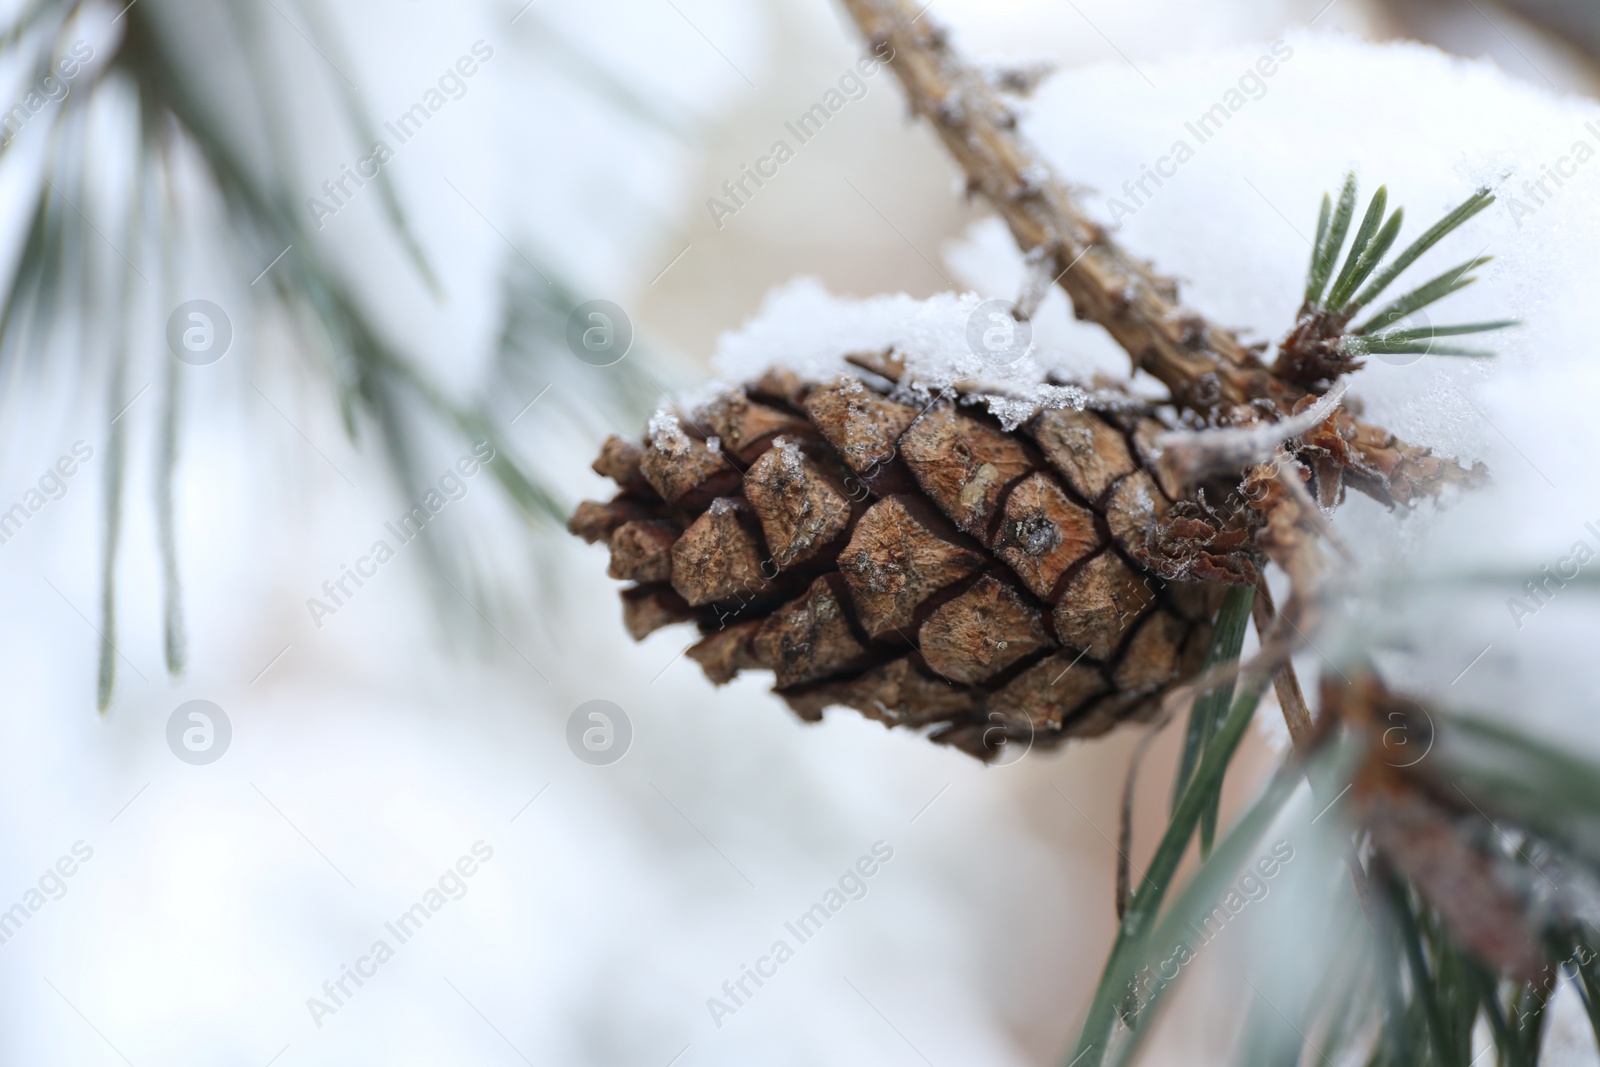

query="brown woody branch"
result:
[838,0,1483,507]
[842,0,1271,413]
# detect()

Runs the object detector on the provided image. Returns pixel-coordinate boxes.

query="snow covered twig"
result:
[1154,381,1348,485]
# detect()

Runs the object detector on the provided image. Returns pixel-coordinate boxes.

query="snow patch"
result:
[707,278,1104,428]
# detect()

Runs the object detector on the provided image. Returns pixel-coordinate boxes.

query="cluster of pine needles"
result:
[1066,181,1597,1067]
[0,0,666,708]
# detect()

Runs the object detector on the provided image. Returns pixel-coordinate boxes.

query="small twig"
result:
[1239,451,1335,650]
[1156,381,1347,485]
[1153,616,1300,734]
[841,0,1269,414]
[984,58,1058,97]
[1013,242,1055,322]
[1275,455,1354,562]
[1251,582,1316,749]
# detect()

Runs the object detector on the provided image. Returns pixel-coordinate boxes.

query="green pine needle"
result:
[1093,743,1333,1067]
[1307,172,1359,308]
[1344,319,1517,358]
[1331,206,1404,312]
[1377,320,1519,342]
[1346,186,1496,315]
[1299,177,1497,337]
[1429,715,1600,866]
[1175,586,1256,857]
[1326,186,1392,311]
[1069,677,1272,1067]
[1466,962,1524,1067]
[1355,256,1494,334]
[1560,928,1600,1054]
[1171,586,1255,811]
[1304,193,1334,306]
[0,0,675,710]
[1514,981,1553,1062]
[1343,339,1496,358]
[1381,872,1457,1066]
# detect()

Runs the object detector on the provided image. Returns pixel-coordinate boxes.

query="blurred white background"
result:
[0,0,1595,1063]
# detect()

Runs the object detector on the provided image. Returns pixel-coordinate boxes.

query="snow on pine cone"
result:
[568,352,1224,761]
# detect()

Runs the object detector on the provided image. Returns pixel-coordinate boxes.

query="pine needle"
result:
[97,346,127,714]
[1379,871,1456,1065]
[1559,928,1600,1055]
[1354,257,1494,334]
[1305,193,1333,307]
[1347,187,1496,315]
[0,1,666,704]
[1343,320,1517,358]
[1284,178,1509,380]
[1307,172,1359,308]
[1170,585,1255,856]
[1092,738,1330,1067]
[1070,677,1274,1067]
[1326,185,1392,311]
[1429,715,1600,863]
[1374,320,1519,342]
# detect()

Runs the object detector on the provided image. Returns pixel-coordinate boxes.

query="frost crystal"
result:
[647,411,691,456]
[771,436,804,474]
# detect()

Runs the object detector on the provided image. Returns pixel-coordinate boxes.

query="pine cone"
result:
[569,356,1231,761]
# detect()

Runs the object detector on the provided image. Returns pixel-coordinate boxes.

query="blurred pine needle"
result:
[0,0,667,709]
